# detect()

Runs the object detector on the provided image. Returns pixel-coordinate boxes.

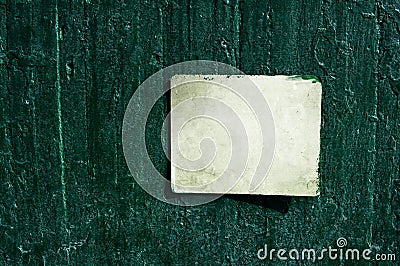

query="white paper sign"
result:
[170,75,321,196]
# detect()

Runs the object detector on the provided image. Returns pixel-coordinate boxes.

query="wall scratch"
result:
[55,0,68,240]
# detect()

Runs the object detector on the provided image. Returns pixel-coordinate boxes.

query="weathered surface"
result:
[0,0,399,265]
[170,75,321,196]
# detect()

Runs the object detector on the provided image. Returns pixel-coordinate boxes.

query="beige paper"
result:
[170,75,321,196]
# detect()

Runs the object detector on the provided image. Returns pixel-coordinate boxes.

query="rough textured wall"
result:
[0,0,399,265]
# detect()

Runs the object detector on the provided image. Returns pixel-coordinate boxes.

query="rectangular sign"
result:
[170,75,321,196]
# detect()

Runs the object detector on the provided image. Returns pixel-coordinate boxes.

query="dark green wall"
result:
[0,0,399,265]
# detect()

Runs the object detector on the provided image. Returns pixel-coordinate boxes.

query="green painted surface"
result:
[289,75,321,83]
[0,0,399,265]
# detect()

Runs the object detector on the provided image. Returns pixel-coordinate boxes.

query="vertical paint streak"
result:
[187,0,191,56]
[364,0,380,247]
[160,6,164,67]
[55,0,68,237]
[233,0,241,68]
[4,1,10,175]
[137,7,141,84]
